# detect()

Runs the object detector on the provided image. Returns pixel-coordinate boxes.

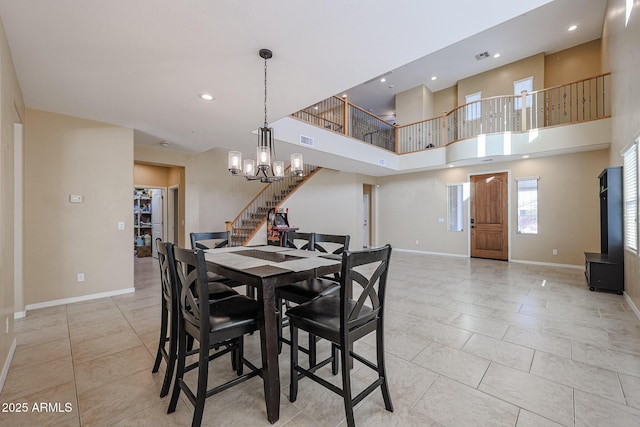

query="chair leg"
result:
[167,318,186,413]
[277,296,283,353]
[191,334,210,427]
[376,322,393,412]
[289,324,299,402]
[152,303,168,374]
[308,333,316,367]
[236,337,244,375]
[160,311,178,398]
[331,343,339,375]
[340,341,356,427]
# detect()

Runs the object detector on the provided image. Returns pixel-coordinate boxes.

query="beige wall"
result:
[183,148,265,245]
[376,149,607,266]
[545,39,602,87]
[395,85,434,126]
[23,109,134,305]
[0,16,25,384]
[433,86,457,117]
[603,0,640,308]
[458,53,545,105]
[134,163,170,187]
[281,169,370,250]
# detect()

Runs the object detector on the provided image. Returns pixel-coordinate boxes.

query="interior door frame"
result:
[167,185,179,244]
[467,169,511,260]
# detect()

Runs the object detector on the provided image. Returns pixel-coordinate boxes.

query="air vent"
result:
[300,135,314,147]
[377,158,387,166]
[475,51,490,60]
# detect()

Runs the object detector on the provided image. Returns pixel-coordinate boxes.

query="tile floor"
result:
[2,252,640,426]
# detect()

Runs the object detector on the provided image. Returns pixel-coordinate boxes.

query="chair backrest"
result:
[284,231,314,250]
[339,244,392,336]
[313,233,350,255]
[156,239,177,312]
[173,246,210,341]
[190,231,231,250]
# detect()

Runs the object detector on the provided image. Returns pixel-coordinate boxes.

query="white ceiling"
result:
[0,0,605,164]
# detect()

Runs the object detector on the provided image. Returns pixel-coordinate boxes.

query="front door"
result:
[470,172,508,260]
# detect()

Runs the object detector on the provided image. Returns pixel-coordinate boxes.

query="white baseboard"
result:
[13,311,25,320]
[625,292,640,321]
[510,258,584,270]
[394,248,468,258]
[0,338,17,394]
[24,287,135,313]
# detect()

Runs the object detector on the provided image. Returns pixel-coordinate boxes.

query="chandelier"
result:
[228,48,304,183]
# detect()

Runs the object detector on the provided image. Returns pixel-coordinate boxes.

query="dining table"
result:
[203,244,342,424]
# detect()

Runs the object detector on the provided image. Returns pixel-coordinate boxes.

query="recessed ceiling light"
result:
[199,93,214,101]
[380,78,386,83]
[159,141,169,147]
[342,94,348,98]
[568,25,577,31]
[493,53,501,58]
[448,164,454,168]
[431,76,437,81]
[522,155,530,159]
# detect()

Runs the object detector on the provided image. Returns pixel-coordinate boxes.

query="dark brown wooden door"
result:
[470,172,508,260]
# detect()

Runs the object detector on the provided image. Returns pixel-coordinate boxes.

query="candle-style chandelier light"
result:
[228,48,304,183]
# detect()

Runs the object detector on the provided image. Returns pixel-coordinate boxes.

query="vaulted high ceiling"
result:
[0,0,605,162]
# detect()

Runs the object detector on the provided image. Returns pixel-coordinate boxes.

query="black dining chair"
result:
[287,244,394,427]
[167,246,263,427]
[152,240,238,398]
[284,231,314,250]
[277,233,350,365]
[190,231,254,299]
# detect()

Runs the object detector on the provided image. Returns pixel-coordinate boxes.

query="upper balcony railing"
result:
[291,73,611,155]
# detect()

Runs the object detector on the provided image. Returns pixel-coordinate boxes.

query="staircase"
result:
[228,165,321,246]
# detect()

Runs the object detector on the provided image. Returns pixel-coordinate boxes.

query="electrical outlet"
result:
[118,221,125,230]
[77,273,85,282]
[552,249,558,255]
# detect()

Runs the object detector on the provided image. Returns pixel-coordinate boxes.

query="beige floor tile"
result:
[15,322,69,347]
[71,328,143,365]
[450,313,510,339]
[530,350,625,403]
[413,375,519,427]
[479,362,574,426]
[353,344,438,410]
[572,341,640,377]
[78,369,163,426]
[462,333,534,372]
[619,373,640,410]
[10,338,71,370]
[516,409,564,427]
[74,345,155,394]
[502,325,571,358]
[0,381,79,427]
[488,310,544,331]
[110,399,193,426]
[445,300,494,318]
[2,356,74,401]
[412,342,490,387]
[574,389,640,427]
[68,314,132,345]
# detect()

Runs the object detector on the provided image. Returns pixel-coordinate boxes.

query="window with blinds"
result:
[623,142,638,252]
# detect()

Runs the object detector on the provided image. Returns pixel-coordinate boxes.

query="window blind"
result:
[623,143,638,252]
